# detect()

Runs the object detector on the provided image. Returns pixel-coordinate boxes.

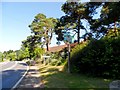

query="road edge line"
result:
[11,61,29,89]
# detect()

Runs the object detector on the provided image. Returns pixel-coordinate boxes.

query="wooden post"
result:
[68,43,71,73]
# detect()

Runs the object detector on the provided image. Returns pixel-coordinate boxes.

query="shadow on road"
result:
[2,62,28,90]
[2,69,27,90]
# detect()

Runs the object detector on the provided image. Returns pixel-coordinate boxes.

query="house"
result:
[46,42,78,53]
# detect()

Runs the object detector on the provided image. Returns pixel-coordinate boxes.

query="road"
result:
[0,61,29,90]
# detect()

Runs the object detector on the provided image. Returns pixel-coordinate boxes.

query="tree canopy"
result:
[55,1,120,43]
[29,13,57,51]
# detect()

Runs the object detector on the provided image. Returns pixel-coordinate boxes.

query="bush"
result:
[0,52,3,62]
[50,57,65,66]
[50,52,66,66]
[70,37,120,79]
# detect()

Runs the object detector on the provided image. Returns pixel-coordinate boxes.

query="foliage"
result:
[22,35,40,59]
[70,29,120,79]
[7,52,16,61]
[55,1,120,44]
[55,1,103,43]
[90,2,120,39]
[33,47,45,60]
[49,52,66,66]
[16,50,24,60]
[20,13,57,62]
[16,49,28,61]
[21,35,45,60]
[0,52,3,62]
[50,57,65,66]
[29,13,57,51]
[2,50,16,61]
[55,1,87,43]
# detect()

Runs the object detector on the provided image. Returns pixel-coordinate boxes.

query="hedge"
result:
[70,36,120,79]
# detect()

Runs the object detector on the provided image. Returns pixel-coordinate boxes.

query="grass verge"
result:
[38,64,112,89]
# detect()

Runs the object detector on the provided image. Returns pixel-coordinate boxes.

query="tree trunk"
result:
[46,31,49,51]
[68,43,71,73]
[46,43,49,51]
[77,16,80,44]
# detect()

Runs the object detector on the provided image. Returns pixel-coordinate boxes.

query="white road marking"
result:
[11,62,29,89]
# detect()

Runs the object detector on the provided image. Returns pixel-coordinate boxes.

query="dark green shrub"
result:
[70,37,120,79]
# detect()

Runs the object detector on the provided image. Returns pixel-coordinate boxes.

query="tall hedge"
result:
[70,35,120,79]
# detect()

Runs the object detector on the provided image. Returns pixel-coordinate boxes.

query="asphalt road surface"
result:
[0,61,28,90]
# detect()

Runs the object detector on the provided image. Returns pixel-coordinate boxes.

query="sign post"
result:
[62,30,74,73]
[67,43,71,73]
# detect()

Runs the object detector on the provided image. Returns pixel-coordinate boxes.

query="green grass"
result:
[38,64,112,89]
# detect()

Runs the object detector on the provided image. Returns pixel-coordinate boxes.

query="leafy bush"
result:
[0,52,3,62]
[50,57,65,66]
[70,36,120,79]
[50,52,66,66]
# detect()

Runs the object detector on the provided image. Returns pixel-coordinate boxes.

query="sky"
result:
[1,2,66,52]
[0,0,96,52]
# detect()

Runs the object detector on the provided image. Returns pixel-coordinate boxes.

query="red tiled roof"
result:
[46,42,78,52]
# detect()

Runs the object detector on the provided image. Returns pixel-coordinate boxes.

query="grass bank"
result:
[38,64,112,89]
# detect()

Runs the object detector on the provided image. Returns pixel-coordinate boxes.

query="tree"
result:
[0,52,3,62]
[89,2,120,39]
[2,50,16,61]
[33,47,45,60]
[59,1,120,40]
[22,35,38,59]
[3,51,7,60]
[22,34,45,60]
[55,1,102,43]
[15,47,30,61]
[8,52,16,61]
[55,1,86,43]
[29,13,57,51]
